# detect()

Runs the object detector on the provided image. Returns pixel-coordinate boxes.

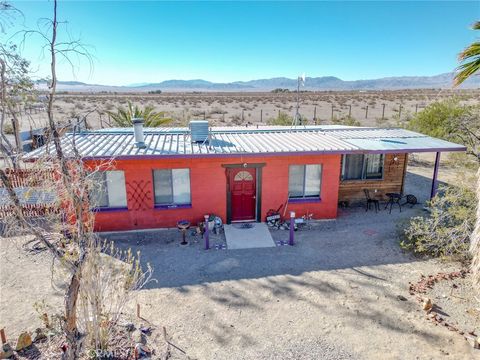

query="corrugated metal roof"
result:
[25,125,466,159]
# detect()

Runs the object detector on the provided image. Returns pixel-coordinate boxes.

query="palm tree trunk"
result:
[471,167,480,287]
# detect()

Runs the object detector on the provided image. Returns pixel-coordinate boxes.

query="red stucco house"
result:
[27,121,466,232]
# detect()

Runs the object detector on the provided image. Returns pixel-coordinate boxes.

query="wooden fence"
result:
[0,169,59,218]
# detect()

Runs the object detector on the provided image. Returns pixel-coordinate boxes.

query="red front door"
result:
[230,168,256,222]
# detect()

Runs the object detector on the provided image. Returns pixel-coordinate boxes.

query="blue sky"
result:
[5,1,480,85]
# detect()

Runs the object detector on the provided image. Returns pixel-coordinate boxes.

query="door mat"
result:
[232,223,255,229]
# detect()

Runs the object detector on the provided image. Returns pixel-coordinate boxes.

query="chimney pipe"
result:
[132,117,146,148]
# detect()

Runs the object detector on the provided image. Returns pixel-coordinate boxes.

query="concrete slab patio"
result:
[224,222,275,249]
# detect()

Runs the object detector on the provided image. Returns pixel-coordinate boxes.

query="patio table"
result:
[385,192,402,214]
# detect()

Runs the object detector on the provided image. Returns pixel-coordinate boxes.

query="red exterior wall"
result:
[85,154,341,232]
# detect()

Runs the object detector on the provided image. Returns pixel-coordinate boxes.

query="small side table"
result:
[385,193,402,214]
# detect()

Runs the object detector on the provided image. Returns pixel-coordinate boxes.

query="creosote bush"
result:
[401,185,476,261]
[331,115,361,127]
[268,111,293,125]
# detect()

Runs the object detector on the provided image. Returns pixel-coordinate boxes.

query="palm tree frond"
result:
[454,22,480,86]
[105,101,171,127]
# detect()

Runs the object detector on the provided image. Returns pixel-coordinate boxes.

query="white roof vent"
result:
[189,120,209,143]
[132,117,146,148]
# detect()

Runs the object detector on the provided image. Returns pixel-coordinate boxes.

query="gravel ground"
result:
[109,203,478,359]
[1,165,479,359]
[426,275,480,335]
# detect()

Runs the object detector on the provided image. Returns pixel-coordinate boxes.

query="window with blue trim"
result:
[288,164,322,199]
[153,169,191,206]
[90,171,127,208]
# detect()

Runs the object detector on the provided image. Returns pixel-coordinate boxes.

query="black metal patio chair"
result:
[364,189,380,213]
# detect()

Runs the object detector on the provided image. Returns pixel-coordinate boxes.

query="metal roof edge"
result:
[77,146,467,161]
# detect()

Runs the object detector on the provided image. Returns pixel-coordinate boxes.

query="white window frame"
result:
[91,170,128,208]
[153,168,192,206]
[288,164,322,199]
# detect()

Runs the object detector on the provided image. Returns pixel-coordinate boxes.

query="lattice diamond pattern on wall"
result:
[126,180,152,211]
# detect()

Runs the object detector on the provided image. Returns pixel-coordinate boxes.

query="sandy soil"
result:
[15,89,480,131]
[0,163,479,359]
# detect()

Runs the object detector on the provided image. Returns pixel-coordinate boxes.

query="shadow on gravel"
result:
[107,204,425,289]
[101,171,446,290]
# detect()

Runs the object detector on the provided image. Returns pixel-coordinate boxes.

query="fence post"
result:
[242,109,244,121]
[260,109,263,122]
[278,109,280,118]
[348,104,352,117]
[382,104,385,120]
[365,105,368,119]
[331,104,334,121]
[203,111,206,120]
[398,104,402,120]
[289,211,295,246]
[415,104,418,114]
[313,106,317,124]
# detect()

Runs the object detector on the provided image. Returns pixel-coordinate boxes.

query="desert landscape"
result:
[17,89,480,131]
[1,1,480,359]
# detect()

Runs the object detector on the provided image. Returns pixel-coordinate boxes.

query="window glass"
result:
[106,171,127,207]
[343,154,364,180]
[343,154,385,180]
[234,171,253,181]
[172,169,191,204]
[153,170,173,204]
[154,168,191,205]
[289,165,322,198]
[90,171,127,208]
[365,154,384,179]
[288,165,304,198]
[91,172,108,207]
[304,165,322,197]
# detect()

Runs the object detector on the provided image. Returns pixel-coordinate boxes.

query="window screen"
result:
[106,171,127,207]
[343,154,364,180]
[90,170,127,208]
[153,169,191,205]
[288,165,322,199]
[288,165,305,198]
[365,154,384,179]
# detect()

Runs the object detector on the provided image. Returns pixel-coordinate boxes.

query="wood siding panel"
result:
[338,154,408,203]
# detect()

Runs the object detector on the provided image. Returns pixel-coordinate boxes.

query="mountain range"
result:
[35,73,480,92]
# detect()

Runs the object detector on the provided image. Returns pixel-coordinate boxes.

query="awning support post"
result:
[430,152,441,199]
